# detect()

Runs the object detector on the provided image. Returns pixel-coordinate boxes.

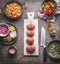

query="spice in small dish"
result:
[48,23,54,31]
[49,29,56,37]
[5,2,22,19]
[8,46,17,55]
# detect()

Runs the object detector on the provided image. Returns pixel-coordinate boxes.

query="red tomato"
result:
[44,8,54,14]
[49,8,52,13]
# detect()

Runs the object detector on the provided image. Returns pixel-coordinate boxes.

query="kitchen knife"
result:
[41,27,47,62]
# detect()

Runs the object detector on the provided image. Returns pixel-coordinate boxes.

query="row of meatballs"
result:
[26,22,35,54]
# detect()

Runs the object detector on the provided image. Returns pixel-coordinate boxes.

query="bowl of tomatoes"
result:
[42,0,56,15]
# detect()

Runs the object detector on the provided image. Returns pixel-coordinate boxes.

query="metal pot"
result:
[46,40,60,59]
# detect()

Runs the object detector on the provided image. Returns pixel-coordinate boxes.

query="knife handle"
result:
[43,47,47,62]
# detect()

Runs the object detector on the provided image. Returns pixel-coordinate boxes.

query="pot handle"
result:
[43,47,47,62]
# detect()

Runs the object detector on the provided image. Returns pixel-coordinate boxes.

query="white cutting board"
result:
[24,12,39,56]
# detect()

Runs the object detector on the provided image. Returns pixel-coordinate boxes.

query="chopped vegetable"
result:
[7,35,12,42]
[42,1,56,14]
[9,26,15,32]
[48,42,60,57]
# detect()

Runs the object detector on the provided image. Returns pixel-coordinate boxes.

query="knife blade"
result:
[41,27,47,62]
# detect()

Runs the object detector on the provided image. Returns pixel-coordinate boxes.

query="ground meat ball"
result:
[26,37,34,45]
[26,23,35,30]
[26,45,35,54]
[26,30,34,37]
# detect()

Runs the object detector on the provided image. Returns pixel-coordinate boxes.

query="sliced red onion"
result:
[2,37,7,42]
[43,14,48,21]
[47,16,55,22]
[55,0,60,6]
[56,6,60,14]
[0,25,9,35]
[38,8,56,23]
[38,8,43,13]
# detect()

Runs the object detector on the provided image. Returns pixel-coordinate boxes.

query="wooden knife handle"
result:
[43,47,47,62]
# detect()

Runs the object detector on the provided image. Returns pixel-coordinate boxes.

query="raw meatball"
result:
[26,23,35,30]
[26,30,34,37]
[26,45,35,54]
[26,37,34,45]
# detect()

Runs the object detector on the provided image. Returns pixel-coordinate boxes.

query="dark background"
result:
[0,0,60,64]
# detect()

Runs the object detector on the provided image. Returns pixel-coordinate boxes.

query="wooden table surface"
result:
[0,0,60,64]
